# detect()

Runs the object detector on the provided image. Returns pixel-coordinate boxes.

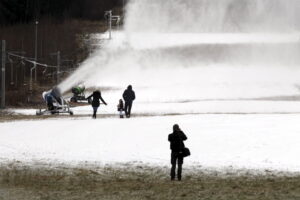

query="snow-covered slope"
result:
[1,114,300,172]
[3,0,300,173]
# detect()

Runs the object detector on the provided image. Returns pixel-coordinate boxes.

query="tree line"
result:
[0,0,123,106]
[0,0,122,25]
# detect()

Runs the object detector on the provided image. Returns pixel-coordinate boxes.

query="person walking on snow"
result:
[168,124,187,181]
[122,85,135,118]
[87,90,107,119]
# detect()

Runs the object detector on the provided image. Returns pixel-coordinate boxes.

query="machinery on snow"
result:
[36,87,73,115]
[70,84,90,103]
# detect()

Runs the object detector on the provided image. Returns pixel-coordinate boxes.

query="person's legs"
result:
[47,103,54,111]
[124,101,129,116]
[177,156,184,181]
[177,164,182,181]
[170,152,177,180]
[171,164,176,180]
[127,102,133,117]
[93,107,98,118]
[119,111,124,118]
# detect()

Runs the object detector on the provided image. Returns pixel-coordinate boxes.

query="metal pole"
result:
[57,51,60,84]
[30,64,35,91]
[123,0,125,17]
[116,17,120,30]
[109,11,112,39]
[9,58,13,85]
[34,20,38,82]
[15,64,18,87]
[1,40,6,109]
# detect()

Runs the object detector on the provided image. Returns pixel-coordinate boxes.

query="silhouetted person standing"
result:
[117,99,124,118]
[87,90,107,119]
[168,124,187,181]
[122,85,135,118]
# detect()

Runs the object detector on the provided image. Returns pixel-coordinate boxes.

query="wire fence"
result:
[0,39,79,108]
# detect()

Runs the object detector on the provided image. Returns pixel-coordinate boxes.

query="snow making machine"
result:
[70,85,90,103]
[36,87,73,115]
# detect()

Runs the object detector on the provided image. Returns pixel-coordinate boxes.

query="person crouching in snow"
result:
[87,90,107,119]
[117,99,124,118]
[44,92,55,111]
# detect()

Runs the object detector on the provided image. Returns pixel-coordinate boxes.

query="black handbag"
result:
[182,147,191,157]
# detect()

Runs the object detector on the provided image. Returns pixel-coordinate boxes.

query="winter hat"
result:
[173,124,180,132]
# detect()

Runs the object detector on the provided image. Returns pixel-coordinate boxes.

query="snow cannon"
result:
[37,87,73,116]
[42,87,62,105]
[50,87,63,104]
[72,85,85,95]
[70,84,89,103]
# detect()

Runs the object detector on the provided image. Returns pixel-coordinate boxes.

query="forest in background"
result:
[0,0,122,24]
[0,0,123,106]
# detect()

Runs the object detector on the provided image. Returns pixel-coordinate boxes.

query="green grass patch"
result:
[0,162,300,200]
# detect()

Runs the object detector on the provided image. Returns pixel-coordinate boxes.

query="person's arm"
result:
[168,134,172,142]
[100,96,107,105]
[122,90,126,100]
[132,91,136,101]
[86,94,93,100]
[181,132,187,141]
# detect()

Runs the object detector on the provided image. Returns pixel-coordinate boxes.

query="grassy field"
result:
[0,163,300,200]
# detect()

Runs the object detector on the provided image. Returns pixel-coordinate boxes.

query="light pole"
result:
[34,20,38,82]
[105,11,112,39]
[30,64,36,91]
[123,0,125,17]
[105,10,121,39]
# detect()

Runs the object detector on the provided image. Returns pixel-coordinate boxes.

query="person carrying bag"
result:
[168,124,190,181]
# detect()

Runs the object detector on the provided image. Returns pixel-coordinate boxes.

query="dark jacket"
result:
[117,100,124,111]
[123,86,135,103]
[168,131,187,153]
[87,91,107,107]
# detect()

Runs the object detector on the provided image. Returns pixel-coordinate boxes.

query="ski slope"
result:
[5,29,300,172]
[2,0,300,173]
[1,113,300,172]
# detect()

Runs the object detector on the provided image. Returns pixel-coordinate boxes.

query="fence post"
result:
[34,20,38,82]
[57,51,60,84]
[1,40,6,109]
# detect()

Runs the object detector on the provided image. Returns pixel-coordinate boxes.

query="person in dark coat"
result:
[122,85,135,118]
[117,99,124,118]
[168,124,187,181]
[87,90,107,119]
[46,94,55,111]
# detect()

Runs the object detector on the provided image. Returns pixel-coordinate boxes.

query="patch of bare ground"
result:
[0,162,300,200]
[0,111,186,122]
[4,111,300,123]
[0,112,76,122]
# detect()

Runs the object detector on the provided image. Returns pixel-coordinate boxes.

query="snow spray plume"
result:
[58,0,300,99]
[125,0,300,33]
